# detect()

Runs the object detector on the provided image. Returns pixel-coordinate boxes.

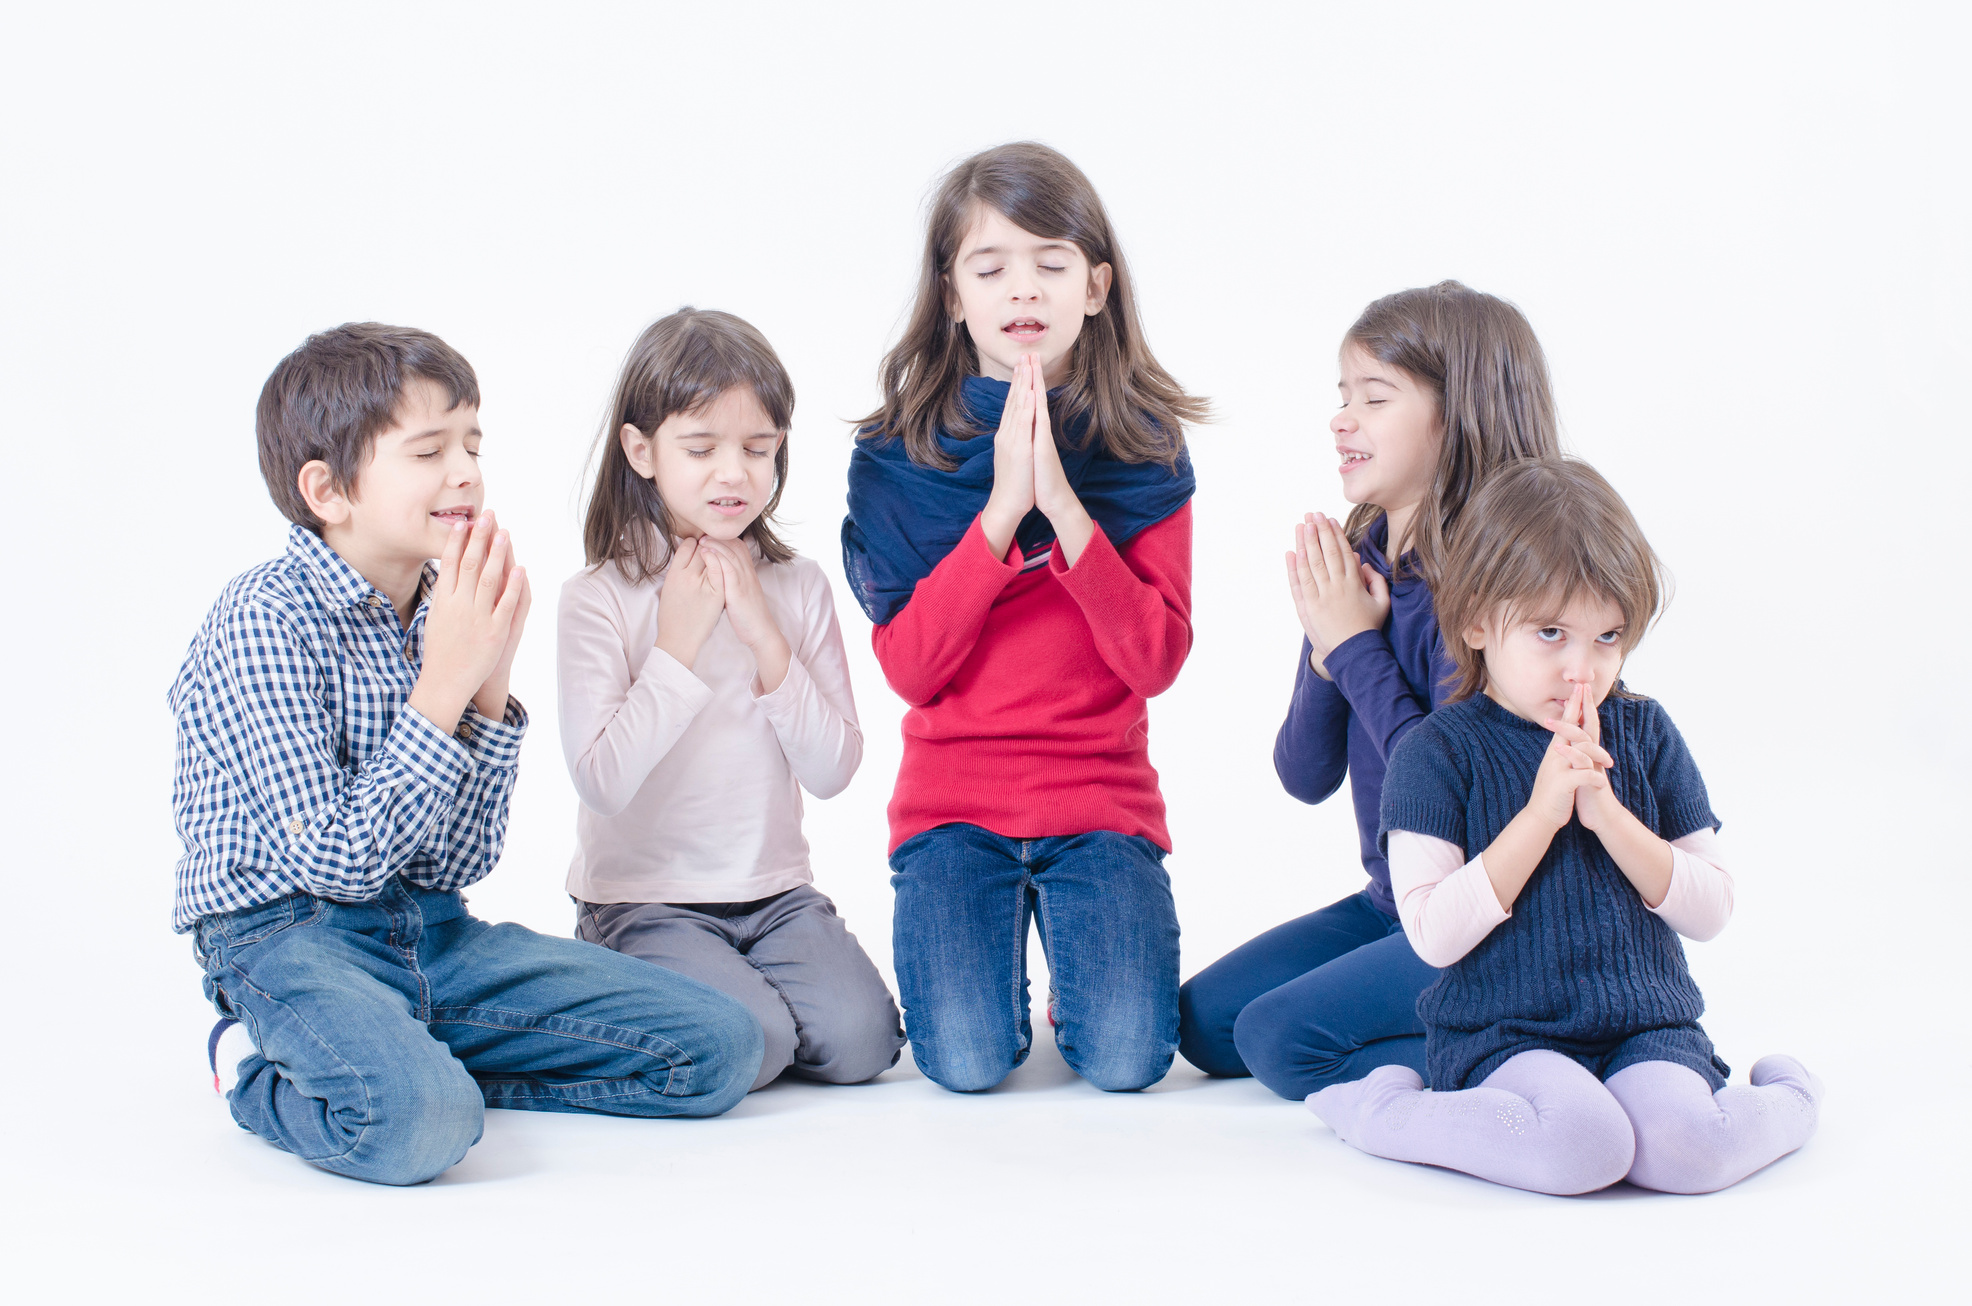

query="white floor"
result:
[12,948,1952,1304]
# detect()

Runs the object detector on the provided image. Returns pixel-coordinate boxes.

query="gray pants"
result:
[576,885,904,1092]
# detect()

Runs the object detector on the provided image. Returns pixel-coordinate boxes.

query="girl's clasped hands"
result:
[1284,513,1391,678]
[980,352,1095,565]
[654,534,792,693]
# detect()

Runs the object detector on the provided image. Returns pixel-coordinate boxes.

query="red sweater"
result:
[873,505,1193,853]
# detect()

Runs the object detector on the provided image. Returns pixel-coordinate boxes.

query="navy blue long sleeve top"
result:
[1272,517,1453,917]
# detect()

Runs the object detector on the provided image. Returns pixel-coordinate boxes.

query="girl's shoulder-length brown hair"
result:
[1341,280,1561,590]
[857,141,1208,470]
[1435,456,1670,704]
[582,307,795,583]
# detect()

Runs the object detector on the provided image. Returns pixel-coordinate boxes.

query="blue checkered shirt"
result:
[170,524,528,931]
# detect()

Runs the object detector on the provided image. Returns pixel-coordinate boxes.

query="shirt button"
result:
[367,595,385,608]
[458,723,475,741]
[287,817,305,835]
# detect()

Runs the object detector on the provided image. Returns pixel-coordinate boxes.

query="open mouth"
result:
[430,507,475,525]
[708,497,749,517]
[1002,317,1047,339]
[1339,449,1372,472]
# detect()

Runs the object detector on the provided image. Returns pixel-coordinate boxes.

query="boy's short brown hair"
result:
[1436,456,1670,702]
[257,323,479,532]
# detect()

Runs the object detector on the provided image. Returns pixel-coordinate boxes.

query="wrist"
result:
[654,629,704,670]
[408,679,472,737]
[470,678,511,722]
[979,504,1021,559]
[1516,802,1568,841]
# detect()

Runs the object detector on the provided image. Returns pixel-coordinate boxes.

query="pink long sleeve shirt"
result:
[1388,827,1735,968]
[557,549,861,904]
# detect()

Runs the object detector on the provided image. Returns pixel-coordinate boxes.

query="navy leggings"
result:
[1178,889,1437,1099]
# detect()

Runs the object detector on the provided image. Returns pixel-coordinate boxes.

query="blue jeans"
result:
[193,880,764,1185]
[1177,889,1435,1099]
[889,824,1180,1093]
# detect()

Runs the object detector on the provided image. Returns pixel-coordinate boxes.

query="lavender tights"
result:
[1306,1049,1821,1196]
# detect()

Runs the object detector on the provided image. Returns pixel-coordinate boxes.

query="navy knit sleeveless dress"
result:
[1380,690,1730,1093]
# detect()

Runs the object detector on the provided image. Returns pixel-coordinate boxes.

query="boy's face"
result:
[947,205,1112,388]
[624,385,781,543]
[338,378,483,565]
[1466,593,1628,724]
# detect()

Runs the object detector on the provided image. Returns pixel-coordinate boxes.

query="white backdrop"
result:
[2,3,1964,1302]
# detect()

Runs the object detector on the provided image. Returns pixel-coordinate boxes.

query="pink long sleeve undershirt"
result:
[1388,827,1734,969]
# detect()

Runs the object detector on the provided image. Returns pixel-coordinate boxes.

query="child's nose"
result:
[1330,408,1355,436]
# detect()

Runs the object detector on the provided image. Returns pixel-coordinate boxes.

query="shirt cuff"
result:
[388,703,475,794]
[456,696,528,769]
[1322,627,1393,685]
[639,644,718,713]
[1047,520,1126,589]
[754,649,812,711]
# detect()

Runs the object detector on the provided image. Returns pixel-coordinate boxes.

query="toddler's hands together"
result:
[654,536,727,670]
[1285,513,1391,676]
[1529,682,1616,831]
[1547,683,1621,831]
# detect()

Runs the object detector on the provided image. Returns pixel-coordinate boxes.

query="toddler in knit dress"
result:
[1308,457,1822,1195]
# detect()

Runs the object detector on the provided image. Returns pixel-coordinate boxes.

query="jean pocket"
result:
[213,894,311,947]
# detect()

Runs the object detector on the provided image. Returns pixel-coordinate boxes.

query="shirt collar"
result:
[287,523,380,610]
[286,522,437,618]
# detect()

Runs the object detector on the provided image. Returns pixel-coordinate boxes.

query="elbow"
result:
[568,765,635,819]
[883,673,942,708]
[1274,755,1344,805]
[804,751,862,801]
[1410,934,1462,970]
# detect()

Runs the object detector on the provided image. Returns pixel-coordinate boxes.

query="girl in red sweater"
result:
[842,142,1207,1092]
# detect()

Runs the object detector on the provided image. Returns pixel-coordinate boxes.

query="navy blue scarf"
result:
[841,375,1196,624]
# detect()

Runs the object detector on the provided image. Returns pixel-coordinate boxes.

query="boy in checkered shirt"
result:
[171,323,763,1185]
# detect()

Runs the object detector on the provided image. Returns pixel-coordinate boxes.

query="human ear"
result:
[296,459,351,527]
[943,274,964,325]
[621,423,656,479]
[1463,621,1489,651]
[1084,262,1113,316]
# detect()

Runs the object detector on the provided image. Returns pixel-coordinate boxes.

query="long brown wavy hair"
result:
[858,142,1207,469]
[582,307,795,582]
[1340,281,1560,590]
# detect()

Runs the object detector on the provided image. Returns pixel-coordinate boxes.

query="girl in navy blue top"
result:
[1178,282,1562,1098]
[1308,458,1820,1195]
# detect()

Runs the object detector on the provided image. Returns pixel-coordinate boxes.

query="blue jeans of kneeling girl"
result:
[889,823,1181,1093]
[194,879,764,1185]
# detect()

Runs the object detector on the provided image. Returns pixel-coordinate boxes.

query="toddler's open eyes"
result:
[1595,630,1621,645]
[1536,627,1564,643]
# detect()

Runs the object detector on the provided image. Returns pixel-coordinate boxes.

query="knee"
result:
[1547,1087,1639,1195]
[1177,975,1250,1078]
[1071,1042,1175,1092]
[1231,993,1340,1098]
[677,997,768,1116]
[342,1064,484,1187]
[910,1023,1025,1093]
[799,1004,905,1086]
